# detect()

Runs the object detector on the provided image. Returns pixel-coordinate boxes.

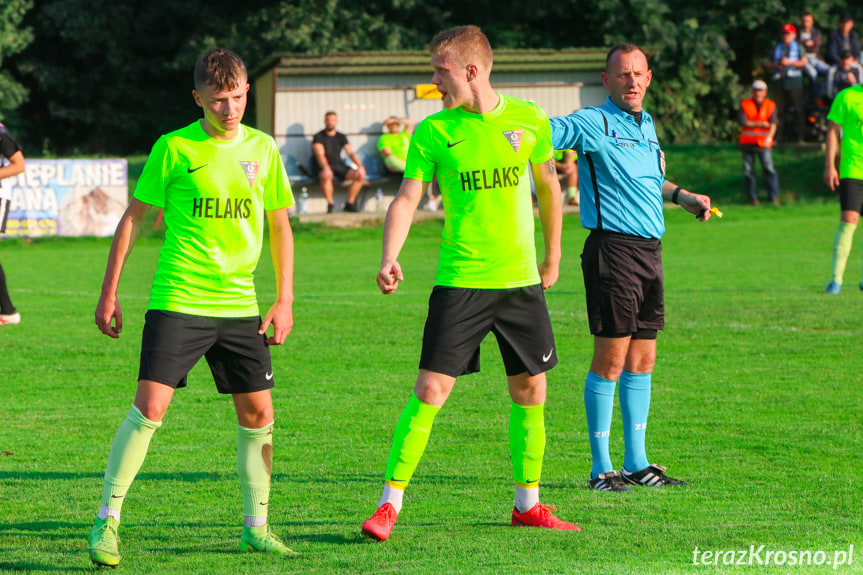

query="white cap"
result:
[751,80,768,91]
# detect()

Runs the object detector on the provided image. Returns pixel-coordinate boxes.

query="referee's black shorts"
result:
[139,310,274,394]
[839,178,863,213]
[581,230,664,339]
[419,284,557,378]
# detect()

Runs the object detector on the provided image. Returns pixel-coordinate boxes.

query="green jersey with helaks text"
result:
[827,85,863,181]
[405,94,553,289]
[134,121,294,317]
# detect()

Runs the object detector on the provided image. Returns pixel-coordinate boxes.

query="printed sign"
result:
[1,159,127,237]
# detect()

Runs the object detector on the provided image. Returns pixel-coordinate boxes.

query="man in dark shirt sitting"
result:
[312,111,366,213]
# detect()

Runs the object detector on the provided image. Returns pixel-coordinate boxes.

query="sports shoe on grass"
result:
[88,516,120,567]
[0,312,20,325]
[361,503,398,541]
[588,470,633,492]
[240,525,298,556]
[826,281,841,294]
[511,503,581,531]
[621,464,689,487]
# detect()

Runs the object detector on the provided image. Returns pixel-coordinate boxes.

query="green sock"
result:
[238,421,274,522]
[100,405,162,514]
[510,403,545,486]
[384,394,440,488]
[566,186,577,199]
[832,222,856,284]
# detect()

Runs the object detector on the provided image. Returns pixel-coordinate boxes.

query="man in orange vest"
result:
[739,80,780,205]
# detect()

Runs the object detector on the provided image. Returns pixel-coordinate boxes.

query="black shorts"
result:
[139,310,274,394]
[581,230,664,338]
[419,284,557,377]
[839,178,863,213]
[313,160,351,181]
[0,198,10,234]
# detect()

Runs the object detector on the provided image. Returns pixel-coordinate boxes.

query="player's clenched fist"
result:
[377,260,404,294]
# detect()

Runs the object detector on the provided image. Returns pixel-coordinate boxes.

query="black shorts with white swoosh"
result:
[419,283,557,377]
[139,310,274,394]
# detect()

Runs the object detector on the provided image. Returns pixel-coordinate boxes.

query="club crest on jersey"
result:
[502,130,523,154]
[240,161,261,188]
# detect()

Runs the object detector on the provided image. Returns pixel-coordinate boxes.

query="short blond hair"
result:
[194,48,247,91]
[430,25,493,71]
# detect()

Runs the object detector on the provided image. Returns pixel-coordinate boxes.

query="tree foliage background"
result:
[1,0,855,154]
[0,0,33,121]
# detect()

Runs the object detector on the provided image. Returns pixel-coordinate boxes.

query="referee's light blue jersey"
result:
[551,97,668,239]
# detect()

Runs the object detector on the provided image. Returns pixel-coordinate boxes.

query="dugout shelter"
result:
[250,50,607,210]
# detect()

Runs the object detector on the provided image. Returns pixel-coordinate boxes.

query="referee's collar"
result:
[602,96,653,126]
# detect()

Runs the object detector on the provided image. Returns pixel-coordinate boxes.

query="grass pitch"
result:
[1,200,861,574]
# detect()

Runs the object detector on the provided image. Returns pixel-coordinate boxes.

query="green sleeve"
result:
[827,91,846,126]
[404,120,436,182]
[530,105,554,165]
[263,139,295,211]
[133,136,171,208]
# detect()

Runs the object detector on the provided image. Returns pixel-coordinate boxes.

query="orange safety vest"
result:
[739,98,776,147]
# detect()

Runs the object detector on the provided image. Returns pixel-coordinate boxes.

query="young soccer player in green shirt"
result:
[88,48,297,566]
[825,85,863,293]
[361,25,578,542]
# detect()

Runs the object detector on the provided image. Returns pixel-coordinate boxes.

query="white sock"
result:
[378,483,404,514]
[98,506,121,521]
[244,516,267,528]
[514,485,539,513]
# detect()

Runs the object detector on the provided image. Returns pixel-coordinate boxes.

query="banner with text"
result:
[1,159,127,237]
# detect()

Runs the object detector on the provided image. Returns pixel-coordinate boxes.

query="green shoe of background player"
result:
[240,525,298,556]
[88,516,120,567]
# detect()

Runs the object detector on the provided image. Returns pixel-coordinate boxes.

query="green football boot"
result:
[240,525,299,556]
[88,516,120,567]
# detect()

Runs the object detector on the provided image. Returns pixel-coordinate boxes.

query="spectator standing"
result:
[824,83,863,293]
[0,122,25,325]
[768,23,808,143]
[312,111,366,213]
[826,14,861,66]
[738,80,780,205]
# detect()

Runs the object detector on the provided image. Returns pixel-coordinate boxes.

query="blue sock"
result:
[584,371,616,478]
[620,370,651,472]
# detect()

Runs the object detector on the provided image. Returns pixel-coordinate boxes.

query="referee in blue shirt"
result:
[551,43,713,492]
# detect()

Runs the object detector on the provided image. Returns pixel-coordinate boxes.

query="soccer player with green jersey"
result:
[824,84,863,293]
[361,25,577,542]
[87,48,296,566]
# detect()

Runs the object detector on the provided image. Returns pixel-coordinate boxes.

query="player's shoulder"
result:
[159,121,206,147]
[553,103,608,131]
[414,108,457,136]
[240,124,277,146]
[846,84,863,98]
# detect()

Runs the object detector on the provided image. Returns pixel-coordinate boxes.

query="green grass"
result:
[664,143,831,206]
[1,203,862,574]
